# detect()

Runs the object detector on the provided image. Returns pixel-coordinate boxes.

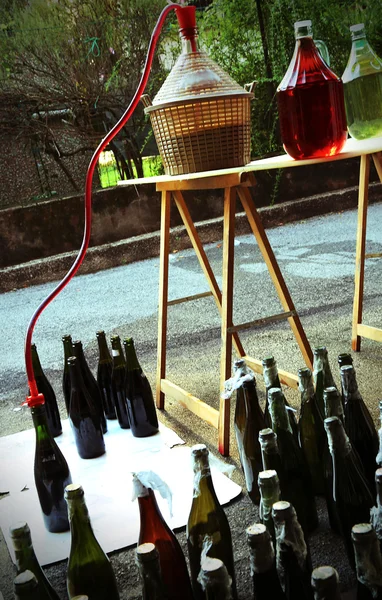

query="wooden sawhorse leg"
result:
[352,152,382,351]
[156,190,171,409]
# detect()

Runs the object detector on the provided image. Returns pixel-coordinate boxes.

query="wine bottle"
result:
[67,356,105,459]
[246,522,286,600]
[235,374,265,504]
[324,416,375,568]
[323,387,344,423]
[377,401,382,467]
[269,388,318,534]
[187,444,237,600]
[31,344,62,437]
[322,387,344,534]
[272,501,313,600]
[13,570,42,600]
[311,566,341,600]
[262,358,298,439]
[110,335,130,429]
[313,346,337,420]
[62,334,74,414]
[341,364,379,491]
[136,543,167,600]
[370,468,382,553]
[132,471,194,600]
[197,557,232,600]
[259,428,285,480]
[9,522,60,600]
[338,353,353,407]
[31,402,71,533]
[124,338,159,437]
[352,523,382,600]
[258,470,281,545]
[298,367,325,494]
[96,331,117,420]
[72,340,107,434]
[65,483,120,600]
[233,360,256,472]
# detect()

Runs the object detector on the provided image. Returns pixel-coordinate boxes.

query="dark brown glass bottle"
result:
[62,334,74,414]
[269,388,318,534]
[65,484,120,600]
[124,338,158,437]
[258,470,280,545]
[187,444,237,600]
[234,374,265,504]
[371,468,382,553]
[136,543,168,600]
[96,331,116,420]
[246,523,286,600]
[341,364,379,491]
[31,344,62,437]
[272,501,313,600]
[72,340,107,434]
[31,403,71,533]
[110,335,129,429]
[9,522,60,600]
[324,416,375,568]
[133,472,194,600]
[298,367,325,495]
[313,346,337,420]
[198,556,233,600]
[67,356,105,459]
[352,523,382,600]
[311,566,341,600]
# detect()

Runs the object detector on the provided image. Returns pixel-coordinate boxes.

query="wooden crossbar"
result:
[227,310,297,333]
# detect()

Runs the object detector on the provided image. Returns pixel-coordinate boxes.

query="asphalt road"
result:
[1,202,382,598]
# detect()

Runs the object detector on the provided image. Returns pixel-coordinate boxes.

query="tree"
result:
[0,0,172,185]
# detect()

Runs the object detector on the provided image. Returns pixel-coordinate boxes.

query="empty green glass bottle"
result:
[371,468,382,553]
[269,388,318,534]
[65,483,120,600]
[298,367,325,495]
[13,570,41,600]
[31,344,62,438]
[31,402,71,533]
[198,557,232,600]
[272,501,313,600]
[341,364,379,491]
[111,335,130,429]
[124,338,158,438]
[68,356,105,459]
[342,23,382,140]
[136,543,167,600]
[9,522,60,600]
[187,444,237,600]
[234,374,265,504]
[313,347,337,420]
[62,334,74,415]
[96,331,116,420]
[258,470,280,545]
[246,523,286,600]
[352,523,382,600]
[324,416,375,568]
[73,340,107,434]
[311,566,341,600]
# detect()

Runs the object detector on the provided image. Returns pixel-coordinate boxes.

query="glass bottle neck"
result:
[111,339,125,368]
[31,346,43,378]
[68,360,84,392]
[31,405,52,440]
[67,495,95,544]
[12,535,35,571]
[125,341,141,372]
[180,29,199,54]
[97,334,111,363]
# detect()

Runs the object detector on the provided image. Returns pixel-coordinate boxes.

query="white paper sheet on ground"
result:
[0,418,241,566]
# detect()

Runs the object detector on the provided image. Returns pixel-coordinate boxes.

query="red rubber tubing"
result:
[25,2,177,402]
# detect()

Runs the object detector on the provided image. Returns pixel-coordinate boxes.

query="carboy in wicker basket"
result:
[142,6,254,176]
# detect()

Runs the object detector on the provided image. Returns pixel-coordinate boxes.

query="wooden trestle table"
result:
[118,136,382,456]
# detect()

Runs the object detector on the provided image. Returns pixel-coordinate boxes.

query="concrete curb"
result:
[1,181,381,294]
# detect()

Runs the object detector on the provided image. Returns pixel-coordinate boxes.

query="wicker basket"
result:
[143,51,254,176]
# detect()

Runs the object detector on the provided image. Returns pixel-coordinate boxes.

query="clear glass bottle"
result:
[351,523,382,600]
[246,523,286,600]
[311,566,341,600]
[96,331,116,420]
[65,484,120,600]
[187,444,237,600]
[9,522,60,600]
[342,24,382,140]
[277,20,347,160]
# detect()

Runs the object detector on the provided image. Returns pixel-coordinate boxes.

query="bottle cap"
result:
[261,355,275,368]
[295,20,312,27]
[351,522,375,543]
[272,500,293,521]
[313,346,327,355]
[72,597,89,600]
[298,367,312,378]
[65,483,84,499]
[198,556,232,590]
[14,570,38,591]
[136,542,158,563]
[191,443,209,458]
[9,522,30,539]
[311,566,339,591]
[175,5,196,36]
[376,468,382,484]
[96,331,105,337]
[350,23,365,32]
[258,470,279,493]
[246,522,268,544]
[234,358,245,369]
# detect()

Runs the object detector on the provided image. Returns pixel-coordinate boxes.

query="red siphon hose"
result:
[25,2,180,405]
